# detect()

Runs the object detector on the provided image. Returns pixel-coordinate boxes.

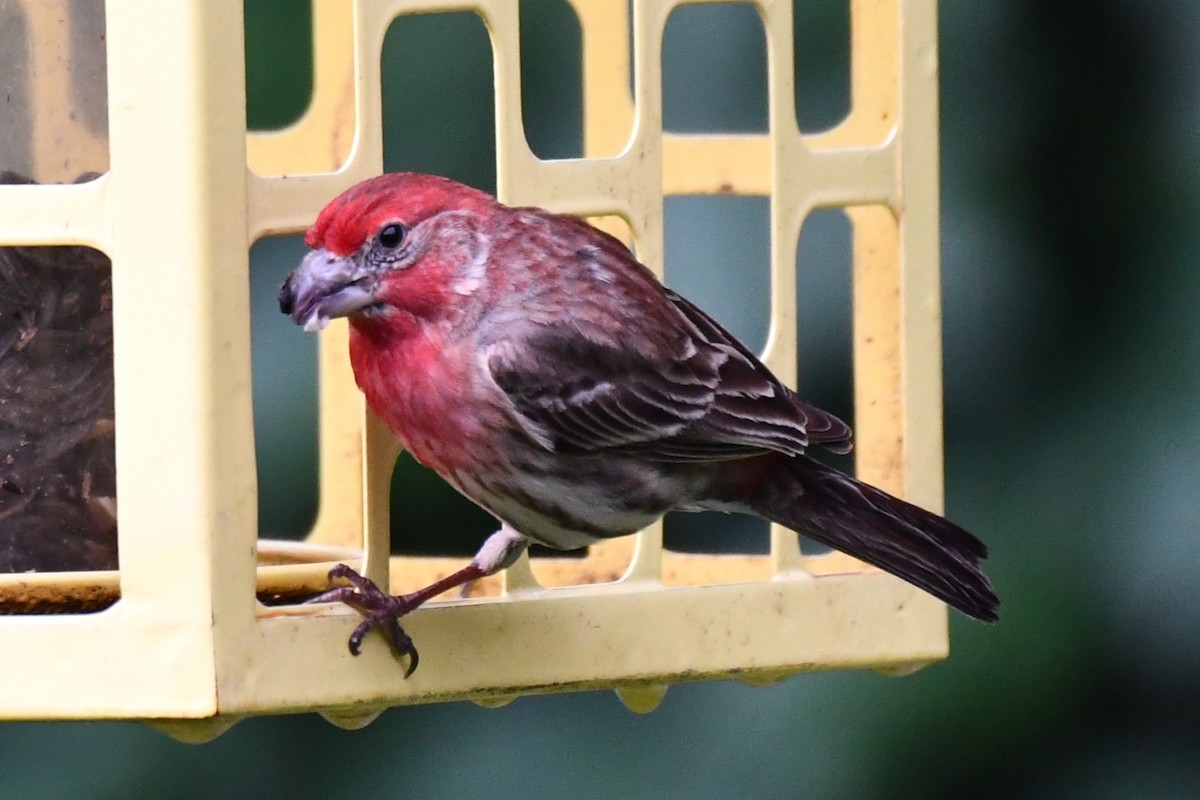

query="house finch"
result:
[280,173,999,674]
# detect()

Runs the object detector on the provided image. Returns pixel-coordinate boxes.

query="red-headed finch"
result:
[279,173,998,674]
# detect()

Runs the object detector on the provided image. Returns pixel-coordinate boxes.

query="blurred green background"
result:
[5,1,1200,797]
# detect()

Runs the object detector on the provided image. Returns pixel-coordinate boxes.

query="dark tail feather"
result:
[725,454,1000,622]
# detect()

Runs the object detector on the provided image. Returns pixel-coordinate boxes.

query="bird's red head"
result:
[304,173,496,256]
[280,173,499,333]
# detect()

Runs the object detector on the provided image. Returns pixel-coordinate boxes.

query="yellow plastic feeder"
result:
[0,0,950,741]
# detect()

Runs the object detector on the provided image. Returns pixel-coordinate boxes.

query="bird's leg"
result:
[308,525,528,675]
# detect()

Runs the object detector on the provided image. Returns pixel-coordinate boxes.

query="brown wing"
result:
[486,290,851,462]
[662,289,852,455]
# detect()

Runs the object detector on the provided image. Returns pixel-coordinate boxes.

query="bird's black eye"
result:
[377,223,406,250]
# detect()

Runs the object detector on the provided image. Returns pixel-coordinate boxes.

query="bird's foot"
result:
[307,564,421,676]
[309,548,503,675]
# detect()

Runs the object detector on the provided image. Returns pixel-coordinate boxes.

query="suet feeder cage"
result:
[0,0,950,739]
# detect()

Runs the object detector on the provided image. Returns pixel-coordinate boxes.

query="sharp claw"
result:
[313,564,421,674]
[349,619,372,656]
[379,617,419,676]
[404,645,419,678]
[306,586,355,606]
[328,563,366,586]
